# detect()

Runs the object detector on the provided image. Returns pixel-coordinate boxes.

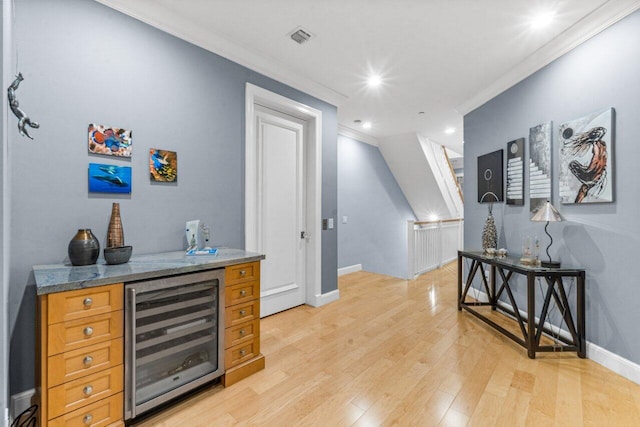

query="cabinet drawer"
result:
[224,300,259,328]
[224,319,259,349]
[48,365,123,420]
[48,284,123,324]
[225,262,260,285]
[225,281,259,307]
[48,311,123,356]
[48,392,123,427]
[225,336,260,369]
[49,338,123,387]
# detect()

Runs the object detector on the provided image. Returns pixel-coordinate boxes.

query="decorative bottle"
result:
[68,229,100,266]
[482,205,498,251]
[107,202,124,248]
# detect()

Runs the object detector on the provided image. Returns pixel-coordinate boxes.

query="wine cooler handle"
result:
[127,287,137,419]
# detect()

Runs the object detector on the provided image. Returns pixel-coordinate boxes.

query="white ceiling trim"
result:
[94,0,348,107]
[338,125,380,147]
[456,0,640,115]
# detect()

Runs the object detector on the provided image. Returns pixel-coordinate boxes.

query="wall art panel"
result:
[558,108,614,204]
[477,149,503,203]
[506,138,524,205]
[529,122,552,213]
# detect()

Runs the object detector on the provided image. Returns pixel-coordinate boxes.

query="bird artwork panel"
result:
[88,124,132,157]
[88,163,132,194]
[558,108,614,204]
[149,149,178,182]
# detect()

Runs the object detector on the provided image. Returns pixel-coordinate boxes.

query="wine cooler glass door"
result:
[125,269,224,419]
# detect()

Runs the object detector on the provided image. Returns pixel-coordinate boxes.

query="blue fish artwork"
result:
[89,163,132,194]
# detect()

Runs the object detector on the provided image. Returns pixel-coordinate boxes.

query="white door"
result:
[255,106,306,317]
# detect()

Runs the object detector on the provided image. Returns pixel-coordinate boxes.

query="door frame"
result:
[245,83,322,308]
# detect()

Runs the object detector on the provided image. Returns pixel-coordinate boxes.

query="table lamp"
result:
[531,200,564,268]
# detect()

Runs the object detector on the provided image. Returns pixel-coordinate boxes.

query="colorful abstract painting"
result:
[529,122,552,213]
[477,149,503,203]
[88,124,132,157]
[559,108,614,204]
[506,138,524,206]
[149,149,178,182]
[88,163,132,194]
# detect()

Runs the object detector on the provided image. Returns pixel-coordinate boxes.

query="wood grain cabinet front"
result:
[223,261,265,386]
[38,284,124,426]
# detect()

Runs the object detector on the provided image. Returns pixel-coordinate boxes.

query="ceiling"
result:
[96,0,640,155]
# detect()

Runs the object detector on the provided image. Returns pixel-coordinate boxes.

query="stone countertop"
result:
[33,248,265,295]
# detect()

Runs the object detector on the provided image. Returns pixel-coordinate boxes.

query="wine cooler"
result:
[124,269,225,420]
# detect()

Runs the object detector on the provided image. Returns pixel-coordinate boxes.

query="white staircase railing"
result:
[407,219,463,278]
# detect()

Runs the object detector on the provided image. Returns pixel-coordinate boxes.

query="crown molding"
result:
[456,0,640,115]
[338,125,380,147]
[94,0,348,107]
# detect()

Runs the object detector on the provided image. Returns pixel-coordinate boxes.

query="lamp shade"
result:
[531,201,563,222]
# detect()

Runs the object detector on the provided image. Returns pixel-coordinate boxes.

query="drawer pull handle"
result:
[239,270,246,276]
[239,329,246,336]
[239,289,247,296]
[83,385,93,395]
[239,349,246,356]
[83,355,93,366]
[239,310,246,316]
[83,414,93,425]
[84,327,94,337]
[83,297,93,307]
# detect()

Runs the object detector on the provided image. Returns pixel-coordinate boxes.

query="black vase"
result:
[68,229,100,266]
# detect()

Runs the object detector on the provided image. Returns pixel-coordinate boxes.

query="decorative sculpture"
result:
[7,73,39,139]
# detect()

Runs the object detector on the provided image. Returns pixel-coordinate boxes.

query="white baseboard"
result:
[338,264,362,276]
[10,388,34,423]
[587,341,640,385]
[307,289,340,307]
[466,288,640,386]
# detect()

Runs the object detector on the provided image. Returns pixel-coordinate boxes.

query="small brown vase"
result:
[68,229,100,266]
[107,203,124,248]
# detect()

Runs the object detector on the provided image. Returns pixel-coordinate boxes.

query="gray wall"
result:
[8,0,337,394]
[338,135,416,278]
[464,10,640,364]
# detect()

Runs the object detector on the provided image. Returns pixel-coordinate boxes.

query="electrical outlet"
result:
[328,218,334,229]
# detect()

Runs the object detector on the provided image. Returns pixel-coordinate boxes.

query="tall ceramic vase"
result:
[482,204,497,251]
[68,229,100,266]
[107,202,124,248]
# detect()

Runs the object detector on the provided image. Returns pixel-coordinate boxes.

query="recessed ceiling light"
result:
[445,127,456,134]
[429,214,439,222]
[531,11,555,29]
[367,75,382,88]
[362,121,372,129]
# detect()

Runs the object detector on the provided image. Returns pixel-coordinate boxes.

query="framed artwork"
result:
[529,122,552,213]
[149,149,178,182]
[506,138,524,206]
[88,163,132,194]
[559,108,614,204]
[88,124,132,157]
[477,149,503,203]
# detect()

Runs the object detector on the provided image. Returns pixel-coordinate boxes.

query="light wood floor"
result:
[133,263,640,426]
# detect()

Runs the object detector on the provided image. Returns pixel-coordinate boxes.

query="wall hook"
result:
[7,72,39,139]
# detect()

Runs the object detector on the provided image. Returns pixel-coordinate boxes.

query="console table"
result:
[457,250,585,359]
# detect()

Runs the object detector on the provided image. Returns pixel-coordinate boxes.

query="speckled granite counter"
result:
[33,248,265,295]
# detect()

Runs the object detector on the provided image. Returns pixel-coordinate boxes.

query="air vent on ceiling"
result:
[289,27,312,44]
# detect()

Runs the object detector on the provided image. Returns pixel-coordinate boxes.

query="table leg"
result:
[578,271,586,358]
[527,273,536,359]
[457,253,462,311]
[491,264,496,310]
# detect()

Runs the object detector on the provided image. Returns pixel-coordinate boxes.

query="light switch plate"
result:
[328,218,334,229]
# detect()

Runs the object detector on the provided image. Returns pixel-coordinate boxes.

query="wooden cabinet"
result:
[223,261,265,386]
[38,283,124,426]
